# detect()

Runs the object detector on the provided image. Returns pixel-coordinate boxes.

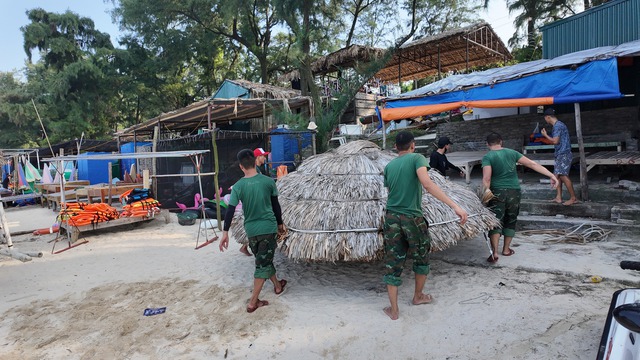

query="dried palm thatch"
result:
[0,152,6,166]
[230,211,248,245]
[273,140,500,262]
[423,171,501,251]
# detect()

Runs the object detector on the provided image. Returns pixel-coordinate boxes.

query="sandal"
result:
[275,279,287,295]
[247,299,269,313]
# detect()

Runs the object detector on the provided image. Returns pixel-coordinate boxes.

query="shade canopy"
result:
[380,39,640,121]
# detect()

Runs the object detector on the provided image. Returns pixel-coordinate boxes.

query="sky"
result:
[0,1,515,74]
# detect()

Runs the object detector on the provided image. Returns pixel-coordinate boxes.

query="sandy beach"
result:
[1,205,640,359]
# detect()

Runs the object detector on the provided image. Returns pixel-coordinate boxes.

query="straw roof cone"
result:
[233,140,500,262]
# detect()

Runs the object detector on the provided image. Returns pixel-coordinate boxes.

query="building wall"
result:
[542,0,640,58]
[438,106,640,152]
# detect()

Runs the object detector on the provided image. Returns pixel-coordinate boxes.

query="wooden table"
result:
[445,151,487,184]
[76,183,143,204]
[35,180,90,194]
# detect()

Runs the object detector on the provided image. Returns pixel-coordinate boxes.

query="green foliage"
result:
[375,128,425,150]
[511,44,543,62]
[22,9,113,70]
[0,72,41,148]
[3,0,584,150]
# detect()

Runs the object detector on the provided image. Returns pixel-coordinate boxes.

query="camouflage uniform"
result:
[382,211,431,287]
[248,233,277,279]
[487,188,521,238]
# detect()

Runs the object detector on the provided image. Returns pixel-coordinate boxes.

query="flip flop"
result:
[487,255,499,263]
[275,279,287,295]
[502,249,515,256]
[247,299,269,313]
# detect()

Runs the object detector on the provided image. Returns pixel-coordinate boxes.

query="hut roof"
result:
[278,45,386,82]
[221,79,302,99]
[279,22,511,83]
[115,96,311,137]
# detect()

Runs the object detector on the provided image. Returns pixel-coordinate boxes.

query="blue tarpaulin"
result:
[379,39,640,121]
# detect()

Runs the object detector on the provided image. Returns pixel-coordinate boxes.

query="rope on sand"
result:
[519,223,611,244]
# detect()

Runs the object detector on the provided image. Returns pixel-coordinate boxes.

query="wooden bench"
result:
[523,141,622,154]
[523,152,582,166]
[42,190,77,211]
[585,151,640,172]
[0,193,41,204]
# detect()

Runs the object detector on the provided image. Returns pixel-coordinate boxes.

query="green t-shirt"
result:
[481,148,523,190]
[384,153,429,217]
[229,174,278,237]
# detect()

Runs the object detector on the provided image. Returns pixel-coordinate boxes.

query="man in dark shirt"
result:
[429,136,463,178]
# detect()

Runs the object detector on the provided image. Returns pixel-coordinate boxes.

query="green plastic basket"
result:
[177,212,197,226]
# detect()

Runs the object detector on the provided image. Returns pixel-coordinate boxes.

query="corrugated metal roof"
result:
[542,0,640,58]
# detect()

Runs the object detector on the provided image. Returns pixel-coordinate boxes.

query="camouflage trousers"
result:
[382,211,431,287]
[488,188,521,238]
[248,233,277,279]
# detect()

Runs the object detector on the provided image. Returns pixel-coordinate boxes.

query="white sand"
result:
[1,205,639,359]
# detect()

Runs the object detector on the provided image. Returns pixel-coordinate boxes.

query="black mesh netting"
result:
[156,131,266,211]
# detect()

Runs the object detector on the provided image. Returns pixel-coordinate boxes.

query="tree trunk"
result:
[527,19,536,50]
[259,55,269,84]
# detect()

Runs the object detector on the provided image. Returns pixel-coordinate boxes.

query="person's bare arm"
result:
[540,128,559,144]
[417,167,468,225]
[517,156,559,189]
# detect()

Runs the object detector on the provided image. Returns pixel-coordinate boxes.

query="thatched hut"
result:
[232,140,500,262]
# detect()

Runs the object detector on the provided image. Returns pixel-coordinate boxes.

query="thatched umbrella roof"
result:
[231,140,500,262]
[279,23,511,84]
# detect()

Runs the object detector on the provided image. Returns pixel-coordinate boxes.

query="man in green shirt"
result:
[482,132,558,264]
[382,131,468,321]
[220,149,287,313]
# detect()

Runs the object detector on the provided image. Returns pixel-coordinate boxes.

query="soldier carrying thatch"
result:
[382,131,468,321]
[219,149,288,313]
[482,132,559,264]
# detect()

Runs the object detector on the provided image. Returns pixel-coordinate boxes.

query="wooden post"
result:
[0,186,36,261]
[382,120,387,150]
[211,123,222,231]
[152,126,159,200]
[143,169,150,189]
[574,103,589,201]
[108,162,113,205]
[0,201,14,248]
[58,148,67,207]
[311,132,317,155]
